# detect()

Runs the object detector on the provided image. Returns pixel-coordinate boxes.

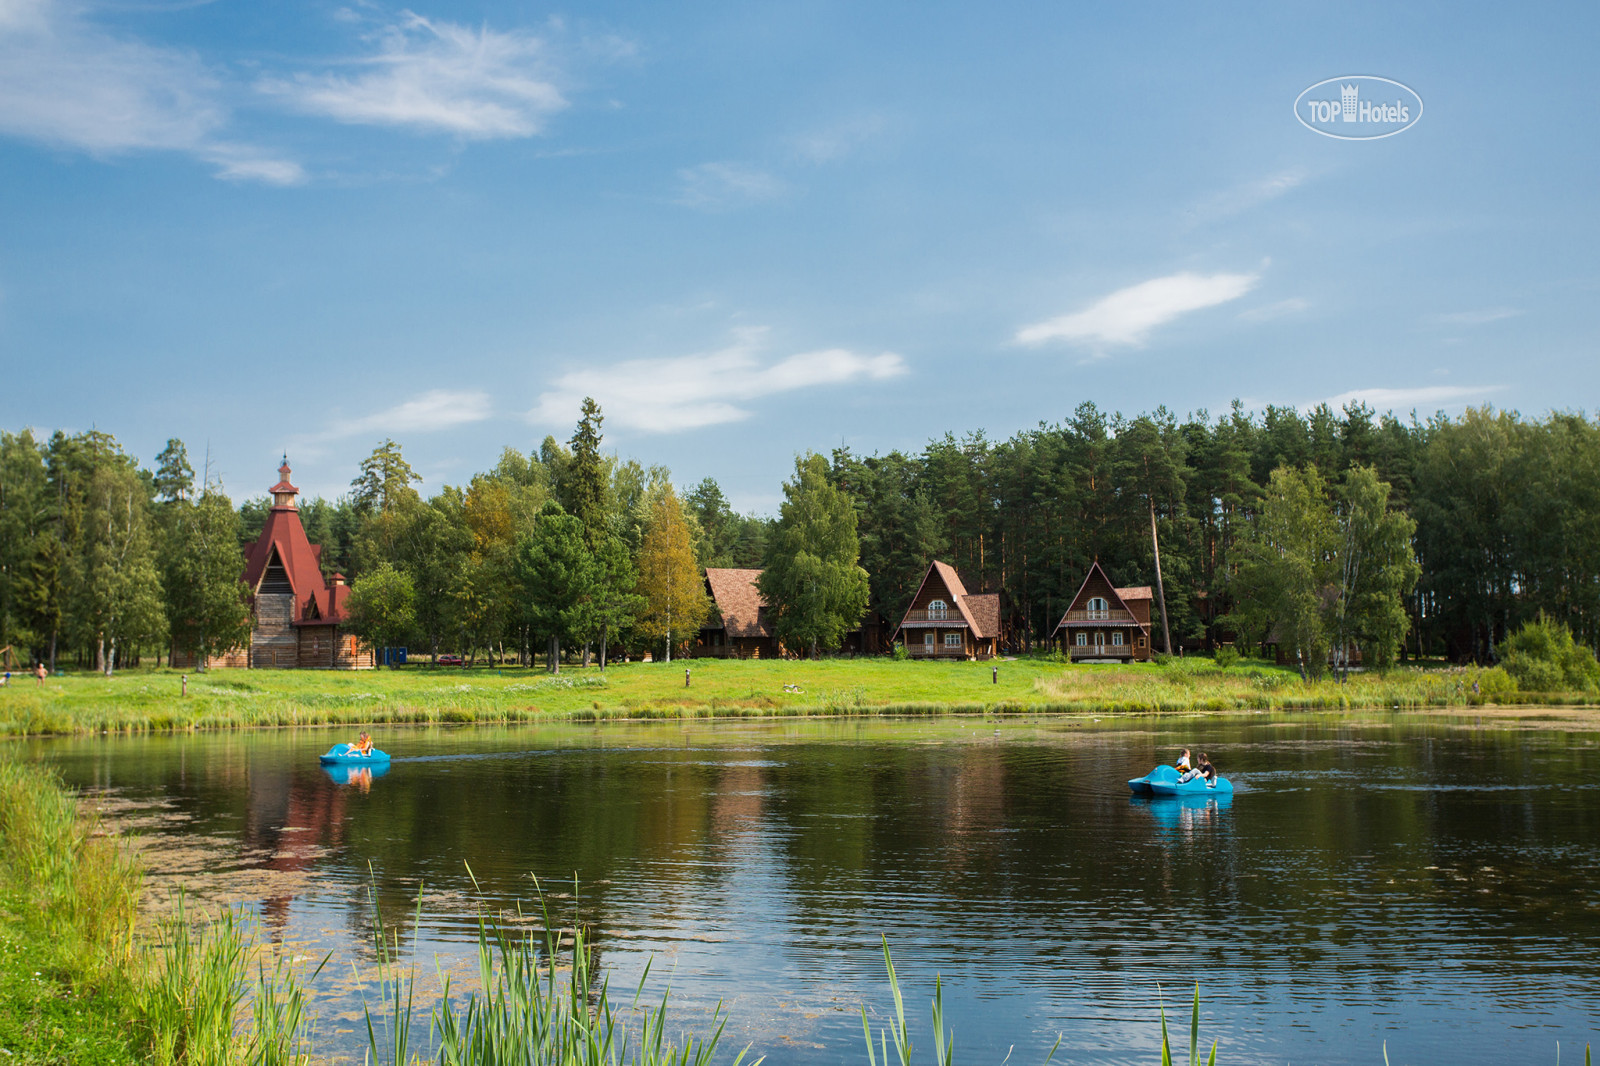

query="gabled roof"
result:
[896,560,995,639]
[704,568,770,638]
[1051,561,1150,634]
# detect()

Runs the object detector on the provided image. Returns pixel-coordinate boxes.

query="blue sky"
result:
[1,0,1596,511]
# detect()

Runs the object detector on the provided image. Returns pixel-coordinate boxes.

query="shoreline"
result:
[2,658,1594,738]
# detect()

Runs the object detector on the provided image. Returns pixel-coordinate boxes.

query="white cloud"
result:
[347,389,493,434]
[1319,384,1505,412]
[528,332,907,433]
[1188,167,1308,225]
[0,0,301,182]
[675,162,787,210]
[1238,297,1310,322]
[1016,271,1259,348]
[789,114,888,163]
[1429,308,1522,327]
[258,13,565,138]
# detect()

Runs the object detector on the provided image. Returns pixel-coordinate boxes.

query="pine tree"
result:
[564,398,611,545]
[516,501,596,673]
[350,439,422,515]
[759,454,870,658]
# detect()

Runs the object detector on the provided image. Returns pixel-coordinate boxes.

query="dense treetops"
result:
[3,399,1597,670]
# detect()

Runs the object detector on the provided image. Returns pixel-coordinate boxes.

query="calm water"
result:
[25,715,1600,1065]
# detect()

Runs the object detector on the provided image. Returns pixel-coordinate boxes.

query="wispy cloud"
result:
[258,13,565,138]
[1320,384,1505,412]
[0,0,302,182]
[1428,308,1522,327]
[675,162,787,210]
[1238,297,1310,323]
[347,389,493,434]
[528,330,906,432]
[789,114,888,163]
[1187,167,1308,225]
[1016,271,1259,349]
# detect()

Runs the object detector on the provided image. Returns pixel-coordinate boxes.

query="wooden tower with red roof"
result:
[178,458,374,669]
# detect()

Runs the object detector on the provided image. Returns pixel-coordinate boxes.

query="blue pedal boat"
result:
[1148,775,1233,797]
[1128,764,1180,793]
[318,744,391,766]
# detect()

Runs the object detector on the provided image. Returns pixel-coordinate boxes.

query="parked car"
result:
[436,654,464,667]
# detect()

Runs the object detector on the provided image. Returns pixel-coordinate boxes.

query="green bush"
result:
[1499,615,1600,693]
[890,643,910,662]
[1473,666,1518,701]
[1214,646,1241,670]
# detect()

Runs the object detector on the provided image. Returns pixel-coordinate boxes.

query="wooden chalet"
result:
[697,568,778,659]
[892,561,1000,660]
[175,459,374,670]
[1050,562,1154,662]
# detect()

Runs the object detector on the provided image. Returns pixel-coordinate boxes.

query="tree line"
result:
[1,401,1595,672]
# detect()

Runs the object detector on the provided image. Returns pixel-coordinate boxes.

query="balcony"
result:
[905,642,966,657]
[902,609,967,625]
[1069,643,1135,659]
[1060,609,1136,624]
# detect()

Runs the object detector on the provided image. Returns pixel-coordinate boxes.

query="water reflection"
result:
[27,716,1600,1066]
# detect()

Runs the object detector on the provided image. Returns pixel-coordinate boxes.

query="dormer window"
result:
[927,599,948,619]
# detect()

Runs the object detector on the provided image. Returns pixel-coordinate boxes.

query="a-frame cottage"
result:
[697,568,779,659]
[1050,561,1154,662]
[177,459,373,669]
[892,561,1000,660]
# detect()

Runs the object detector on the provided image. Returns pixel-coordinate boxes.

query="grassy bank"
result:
[0,656,1560,737]
[0,758,322,1064]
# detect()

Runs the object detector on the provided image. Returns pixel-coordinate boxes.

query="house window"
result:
[943,632,962,647]
[1112,631,1124,646]
[1088,597,1107,611]
[1138,636,1146,648]
[927,599,948,619]
[1075,632,1087,646]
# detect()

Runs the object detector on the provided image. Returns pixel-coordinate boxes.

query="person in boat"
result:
[349,731,374,757]
[1196,753,1217,786]
[1175,748,1193,774]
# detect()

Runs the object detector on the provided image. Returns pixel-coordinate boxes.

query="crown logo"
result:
[1341,84,1359,121]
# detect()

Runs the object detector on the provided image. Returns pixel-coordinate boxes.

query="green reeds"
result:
[143,892,327,1066]
[1158,983,1215,1066]
[368,872,760,1066]
[862,937,1060,1066]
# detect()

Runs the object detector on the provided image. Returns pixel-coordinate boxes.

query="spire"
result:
[270,457,300,509]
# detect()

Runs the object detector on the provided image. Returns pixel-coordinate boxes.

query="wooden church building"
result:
[175,459,373,670]
[1050,561,1155,661]
[891,561,1000,660]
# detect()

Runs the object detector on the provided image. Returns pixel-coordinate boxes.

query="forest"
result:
[1,399,1596,672]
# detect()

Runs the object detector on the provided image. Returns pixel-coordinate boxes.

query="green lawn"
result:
[0,654,1540,737]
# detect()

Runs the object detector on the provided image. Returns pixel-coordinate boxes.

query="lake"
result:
[24,713,1600,1065]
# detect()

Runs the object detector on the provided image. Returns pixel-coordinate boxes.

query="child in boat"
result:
[1196,753,1217,786]
[350,731,373,757]
[1175,748,1193,773]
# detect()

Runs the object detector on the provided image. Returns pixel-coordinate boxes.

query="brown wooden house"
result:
[175,459,374,670]
[697,568,779,659]
[1050,562,1154,662]
[892,561,1000,660]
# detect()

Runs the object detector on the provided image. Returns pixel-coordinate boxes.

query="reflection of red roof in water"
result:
[242,459,352,625]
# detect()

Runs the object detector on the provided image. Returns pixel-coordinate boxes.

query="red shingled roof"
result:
[704,568,770,638]
[1116,586,1153,600]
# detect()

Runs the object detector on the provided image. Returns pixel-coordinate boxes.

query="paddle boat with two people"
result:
[1129,748,1232,795]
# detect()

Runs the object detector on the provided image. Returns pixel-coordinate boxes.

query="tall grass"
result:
[141,892,326,1066]
[367,873,760,1066]
[0,758,141,984]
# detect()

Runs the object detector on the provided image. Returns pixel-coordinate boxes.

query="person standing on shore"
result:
[35,662,47,686]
